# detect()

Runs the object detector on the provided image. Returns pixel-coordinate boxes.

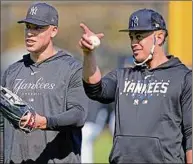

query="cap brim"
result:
[17,18,49,26]
[119,28,157,32]
[119,29,130,32]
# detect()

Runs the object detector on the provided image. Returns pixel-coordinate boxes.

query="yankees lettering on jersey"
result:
[13,77,56,94]
[121,78,170,105]
[123,80,169,94]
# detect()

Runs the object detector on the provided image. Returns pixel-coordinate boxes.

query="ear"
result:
[51,26,58,38]
[156,31,165,46]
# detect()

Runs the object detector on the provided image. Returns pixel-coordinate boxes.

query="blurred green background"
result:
[94,129,112,163]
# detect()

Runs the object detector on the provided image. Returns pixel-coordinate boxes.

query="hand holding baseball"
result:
[79,23,104,52]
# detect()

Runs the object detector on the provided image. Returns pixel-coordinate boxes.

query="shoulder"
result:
[58,50,82,72]
[176,65,192,86]
[171,56,192,75]
[104,67,134,77]
[178,64,192,74]
[183,69,192,83]
[4,54,28,76]
[114,66,135,74]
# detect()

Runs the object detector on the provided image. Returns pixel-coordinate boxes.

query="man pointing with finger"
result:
[79,9,192,163]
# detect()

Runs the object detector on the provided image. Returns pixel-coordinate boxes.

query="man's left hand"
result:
[20,113,47,130]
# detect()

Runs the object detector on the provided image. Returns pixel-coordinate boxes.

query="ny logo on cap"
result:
[131,16,139,27]
[154,23,160,28]
[29,6,38,15]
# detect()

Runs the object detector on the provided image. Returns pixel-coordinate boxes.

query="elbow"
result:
[75,111,87,127]
[74,106,87,127]
[85,92,99,101]
[83,80,102,100]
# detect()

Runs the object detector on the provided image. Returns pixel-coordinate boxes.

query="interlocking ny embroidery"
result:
[30,6,38,15]
[131,16,139,27]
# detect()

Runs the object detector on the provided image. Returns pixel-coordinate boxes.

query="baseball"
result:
[89,35,101,48]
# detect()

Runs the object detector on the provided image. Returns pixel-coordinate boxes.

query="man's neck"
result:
[30,44,57,63]
[147,50,169,69]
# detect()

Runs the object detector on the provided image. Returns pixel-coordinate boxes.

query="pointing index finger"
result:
[80,23,92,34]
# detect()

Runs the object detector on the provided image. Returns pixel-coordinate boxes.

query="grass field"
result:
[93,129,113,163]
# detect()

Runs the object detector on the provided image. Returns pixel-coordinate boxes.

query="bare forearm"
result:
[83,51,102,84]
[186,150,192,164]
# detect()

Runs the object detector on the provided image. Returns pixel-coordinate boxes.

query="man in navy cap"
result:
[79,9,192,163]
[1,2,88,163]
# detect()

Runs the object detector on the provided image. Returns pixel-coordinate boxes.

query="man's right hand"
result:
[79,23,104,53]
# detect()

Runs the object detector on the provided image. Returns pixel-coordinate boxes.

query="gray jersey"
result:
[83,55,192,163]
[1,50,88,163]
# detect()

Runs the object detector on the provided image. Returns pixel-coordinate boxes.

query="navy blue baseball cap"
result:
[18,3,58,26]
[119,9,167,32]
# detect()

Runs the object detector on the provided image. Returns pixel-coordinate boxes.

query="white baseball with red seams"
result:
[89,35,100,48]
